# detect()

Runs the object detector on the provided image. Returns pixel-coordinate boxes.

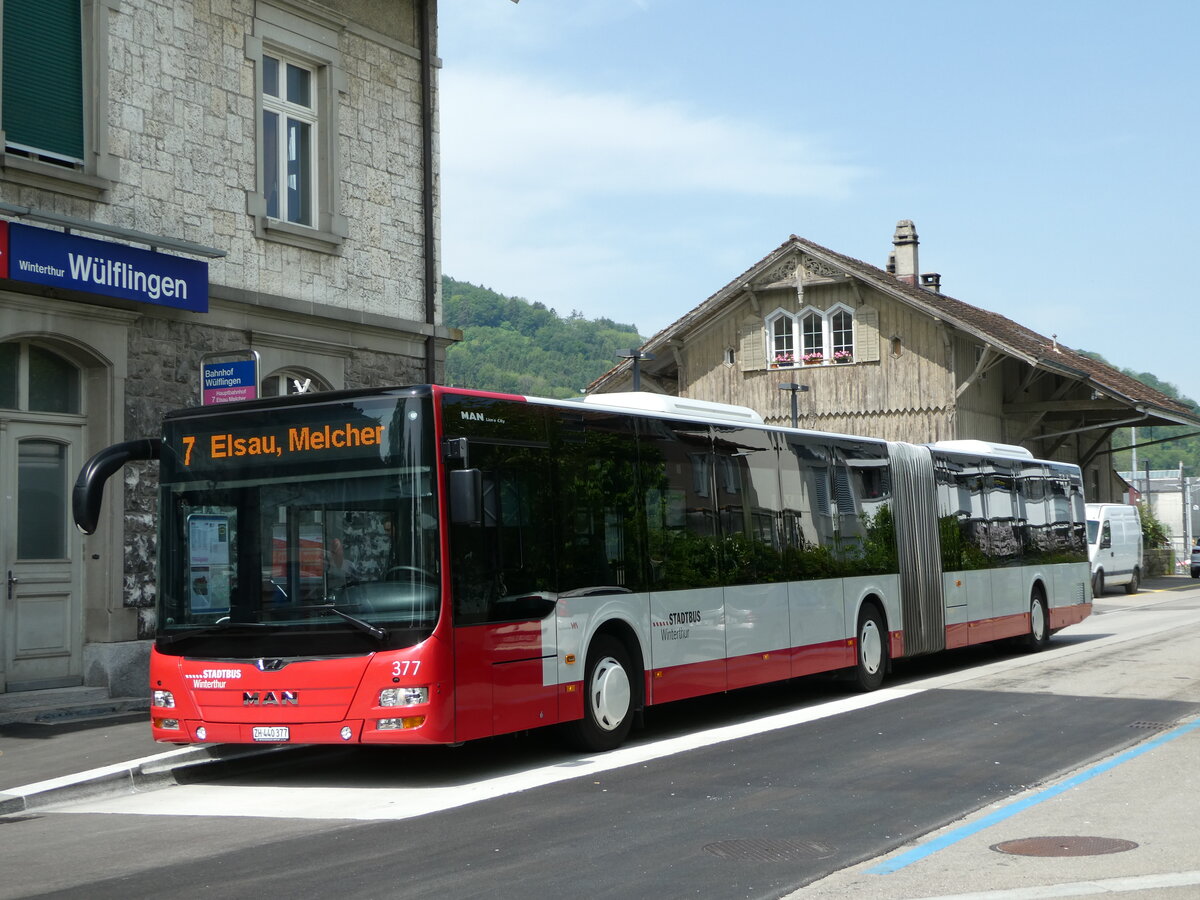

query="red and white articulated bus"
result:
[74,385,1092,752]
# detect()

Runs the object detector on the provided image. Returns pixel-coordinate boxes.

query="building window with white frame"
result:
[262,53,316,226]
[246,9,348,252]
[831,308,853,361]
[801,310,824,363]
[768,311,795,366]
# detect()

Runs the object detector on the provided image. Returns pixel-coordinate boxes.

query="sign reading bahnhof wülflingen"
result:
[3,221,208,312]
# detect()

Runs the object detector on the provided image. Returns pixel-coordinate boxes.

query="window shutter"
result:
[739,324,765,372]
[3,0,84,160]
[854,305,880,362]
[833,467,854,514]
[813,468,830,515]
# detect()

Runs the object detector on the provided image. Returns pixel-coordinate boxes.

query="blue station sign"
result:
[2,221,209,312]
[202,357,258,405]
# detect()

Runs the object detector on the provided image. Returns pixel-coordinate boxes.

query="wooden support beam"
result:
[1080,427,1118,469]
[956,346,1003,398]
[1005,397,1129,413]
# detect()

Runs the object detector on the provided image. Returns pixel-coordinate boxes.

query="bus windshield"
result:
[156,392,439,657]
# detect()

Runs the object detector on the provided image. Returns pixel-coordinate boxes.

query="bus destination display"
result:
[174,419,387,471]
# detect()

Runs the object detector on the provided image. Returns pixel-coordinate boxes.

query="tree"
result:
[443,276,645,398]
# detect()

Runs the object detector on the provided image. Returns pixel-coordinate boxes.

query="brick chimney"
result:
[891,220,919,285]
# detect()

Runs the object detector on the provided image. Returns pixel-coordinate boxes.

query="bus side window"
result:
[451,448,557,624]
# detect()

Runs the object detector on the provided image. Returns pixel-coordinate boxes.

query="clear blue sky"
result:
[438,1,1199,401]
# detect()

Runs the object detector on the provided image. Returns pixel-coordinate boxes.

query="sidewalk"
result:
[791,715,1200,899]
[0,688,271,816]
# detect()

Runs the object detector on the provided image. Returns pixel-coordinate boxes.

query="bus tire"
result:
[1123,567,1140,595]
[566,634,635,752]
[852,604,887,692]
[1022,588,1050,651]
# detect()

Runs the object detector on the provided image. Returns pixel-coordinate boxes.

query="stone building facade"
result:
[0,0,452,697]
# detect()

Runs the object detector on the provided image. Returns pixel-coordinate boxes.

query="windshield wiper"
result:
[327,605,389,642]
[279,602,390,642]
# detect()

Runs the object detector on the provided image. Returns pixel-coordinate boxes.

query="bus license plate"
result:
[252,726,290,742]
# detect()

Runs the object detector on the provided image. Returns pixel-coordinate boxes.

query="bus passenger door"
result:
[448,437,559,742]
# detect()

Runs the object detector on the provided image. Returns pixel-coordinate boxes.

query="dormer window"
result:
[766,305,856,367]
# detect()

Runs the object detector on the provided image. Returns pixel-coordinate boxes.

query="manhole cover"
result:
[991,836,1138,857]
[703,838,836,862]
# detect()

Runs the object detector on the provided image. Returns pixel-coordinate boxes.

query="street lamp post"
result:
[617,348,656,392]
[777,382,809,428]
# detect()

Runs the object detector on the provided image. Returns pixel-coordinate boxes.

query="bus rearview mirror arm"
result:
[73,438,161,535]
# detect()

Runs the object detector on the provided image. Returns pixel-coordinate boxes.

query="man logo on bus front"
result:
[243,691,299,706]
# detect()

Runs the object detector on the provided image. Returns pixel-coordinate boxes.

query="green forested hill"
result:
[442,276,645,398]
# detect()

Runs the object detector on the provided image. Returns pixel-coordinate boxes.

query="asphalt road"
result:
[3,589,1198,900]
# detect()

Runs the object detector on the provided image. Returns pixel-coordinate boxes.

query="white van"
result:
[1085,503,1143,595]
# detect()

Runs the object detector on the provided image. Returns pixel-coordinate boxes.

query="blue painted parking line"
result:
[868,717,1200,875]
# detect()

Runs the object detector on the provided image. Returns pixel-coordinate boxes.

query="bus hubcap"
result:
[1032,599,1046,640]
[590,656,631,731]
[860,621,882,675]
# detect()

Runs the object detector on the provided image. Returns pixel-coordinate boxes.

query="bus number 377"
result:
[73,384,1092,752]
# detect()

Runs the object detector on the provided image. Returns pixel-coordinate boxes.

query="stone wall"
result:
[49,0,433,323]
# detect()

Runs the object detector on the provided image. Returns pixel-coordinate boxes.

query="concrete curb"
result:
[0,742,289,815]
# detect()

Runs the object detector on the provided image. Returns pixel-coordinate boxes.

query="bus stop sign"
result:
[201,354,258,405]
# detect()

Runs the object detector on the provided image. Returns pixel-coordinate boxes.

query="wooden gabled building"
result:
[589,221,1199,502]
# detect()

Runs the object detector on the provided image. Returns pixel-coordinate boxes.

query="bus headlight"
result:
[153,690,175,708]
[379,686,429,707]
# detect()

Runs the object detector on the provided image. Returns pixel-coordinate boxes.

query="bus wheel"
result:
[1123,568,1140,595]
[568,635,635,752]
[852,605,887,692]
[1022,589,1050,651]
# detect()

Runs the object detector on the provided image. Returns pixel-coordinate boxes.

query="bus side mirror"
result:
[449,469,482,525]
